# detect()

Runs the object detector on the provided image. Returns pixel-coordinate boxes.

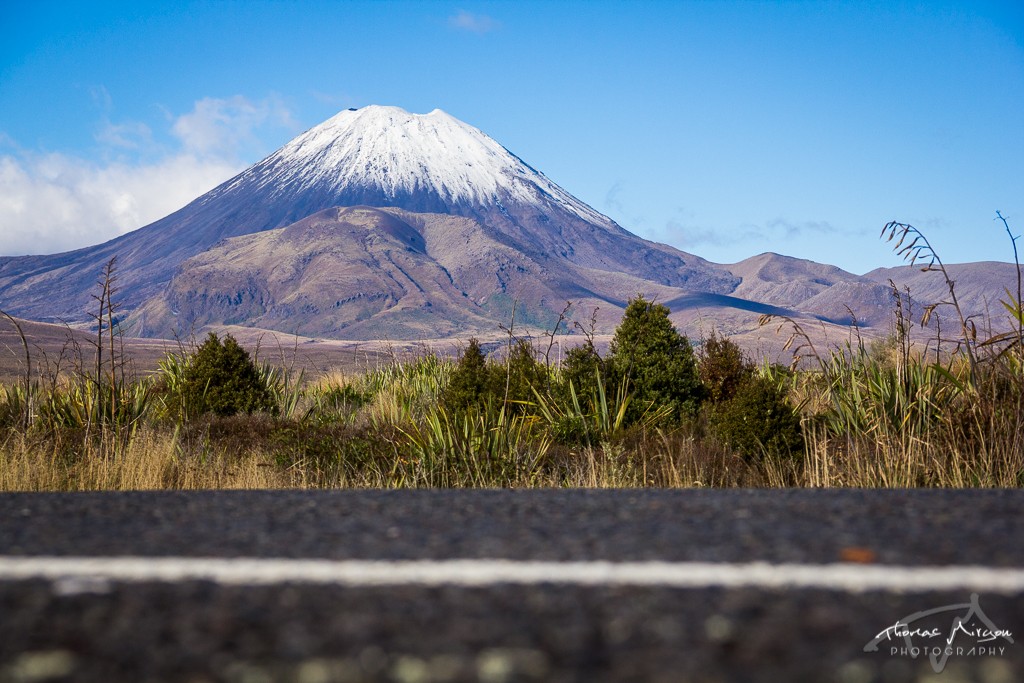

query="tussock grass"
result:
[0,427,290,491]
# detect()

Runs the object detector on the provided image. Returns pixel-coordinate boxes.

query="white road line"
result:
[1,557,1024,593]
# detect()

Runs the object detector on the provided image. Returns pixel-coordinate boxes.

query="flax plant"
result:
[398,399,549,487]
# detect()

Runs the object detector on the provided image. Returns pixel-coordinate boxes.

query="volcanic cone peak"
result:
[238,106,610,223]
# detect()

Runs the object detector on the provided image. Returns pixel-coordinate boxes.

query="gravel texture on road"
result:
[1,488,1023,566]
[0,489,1021,683]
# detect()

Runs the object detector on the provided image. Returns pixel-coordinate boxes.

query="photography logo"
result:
[863,594,1013,673]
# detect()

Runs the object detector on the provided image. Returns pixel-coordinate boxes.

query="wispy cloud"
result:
[666,223,745,248]
[665,217,843,249]
[604,181,625,214]
[171,95,295,156]
[448,10,499,34]
[0,95,295,257]
[764,218,840,239]
[95,119,153,150]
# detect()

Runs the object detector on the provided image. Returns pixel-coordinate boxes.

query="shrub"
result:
[698,332,753,404]
[442,338,493,410]
[177,333,278,417]
[709,372,804,460]
[270,423,390,485]
[558,339,604,401]
[501,339,547,409]
[443,338,549,415]
[0,384,26,432]
[606,296,704,423]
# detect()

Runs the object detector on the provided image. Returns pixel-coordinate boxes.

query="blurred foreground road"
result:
[0,489,1022,682]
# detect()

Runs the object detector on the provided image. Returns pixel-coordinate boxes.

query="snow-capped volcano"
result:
[0,105,739,336]
[240,106,610,226]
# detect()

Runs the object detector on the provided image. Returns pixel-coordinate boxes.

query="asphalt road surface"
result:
[0,489,1022,683]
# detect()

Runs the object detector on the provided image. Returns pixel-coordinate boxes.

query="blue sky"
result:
[1,0,1021,274]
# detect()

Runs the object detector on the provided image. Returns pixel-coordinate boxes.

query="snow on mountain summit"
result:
[239,105,612,226]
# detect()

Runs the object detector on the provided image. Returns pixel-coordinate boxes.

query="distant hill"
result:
[865,262,1022,331]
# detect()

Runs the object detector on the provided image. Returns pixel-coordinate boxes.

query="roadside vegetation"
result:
[1,217,1022,490]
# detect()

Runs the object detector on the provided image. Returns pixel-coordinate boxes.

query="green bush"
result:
[606,296,704,423]
[698,332,753,404]
[709,372,804,460]
[501,339,547,409]
[558,339,604,401]
[443,338,547,414]
[177,333,278,417]
[270,423,388,483]
[442,338,493,410]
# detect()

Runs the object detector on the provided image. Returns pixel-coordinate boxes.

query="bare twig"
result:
[542,301,572,370]
[758,314,824,371]
[996,210,1022,359]
[499,300,519,407]
[573,307,600,347]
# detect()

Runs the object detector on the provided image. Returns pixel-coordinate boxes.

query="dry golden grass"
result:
[0,423,770,491]
[0,427,296,491]
[2,413,1020,492]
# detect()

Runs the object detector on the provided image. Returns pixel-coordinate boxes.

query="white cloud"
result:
[448,10,499,33]
[95,119,153,149]
[172,95,294,156]
[0,151,242,256]
[0,95,294,257]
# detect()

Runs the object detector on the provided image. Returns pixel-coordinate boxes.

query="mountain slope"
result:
[137,206,526,339]
[136,205,722,340]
